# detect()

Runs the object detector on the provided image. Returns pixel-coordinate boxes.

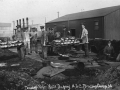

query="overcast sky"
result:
[0,0,120,25]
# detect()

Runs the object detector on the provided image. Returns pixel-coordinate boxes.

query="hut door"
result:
[70,29,76,37]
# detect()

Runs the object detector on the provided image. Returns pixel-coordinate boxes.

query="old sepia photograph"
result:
[0,0,120,90]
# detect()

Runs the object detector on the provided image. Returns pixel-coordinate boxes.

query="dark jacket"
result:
[104,45,114,56]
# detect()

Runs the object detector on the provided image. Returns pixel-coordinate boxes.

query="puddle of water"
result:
[0,63,7,67]
[0,63,20,67]
[11,63,20,66]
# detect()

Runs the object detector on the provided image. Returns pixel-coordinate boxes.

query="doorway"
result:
[70,29,76,37]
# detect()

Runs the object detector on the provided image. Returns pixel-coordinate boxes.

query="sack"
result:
[116,54,120,61]
[17,42,24,50]
[17,45,21,50]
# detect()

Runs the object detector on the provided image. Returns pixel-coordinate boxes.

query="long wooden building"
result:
[46,5,120,40]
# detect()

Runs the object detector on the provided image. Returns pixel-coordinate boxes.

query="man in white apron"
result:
[24,28,31,55]
[81,24,89,57]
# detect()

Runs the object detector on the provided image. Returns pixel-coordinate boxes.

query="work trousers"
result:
[104,54,115,61]
[24,41,30,54]
[84,43,89,57]
[17,44,25,60]
[30,40,38,53]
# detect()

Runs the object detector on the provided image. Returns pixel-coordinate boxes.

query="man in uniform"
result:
[41,26,48,59]
[30,28,38,53]
[81,24,89,57]
[15,26,25,60]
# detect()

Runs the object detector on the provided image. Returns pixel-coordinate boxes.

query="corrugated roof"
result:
[47,5,120,23]
[0,23,11,27]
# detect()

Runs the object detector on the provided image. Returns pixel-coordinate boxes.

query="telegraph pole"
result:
[32,20,33,25]
[13,21,15,35]
[57,12,59,18]
[45,17,46,23]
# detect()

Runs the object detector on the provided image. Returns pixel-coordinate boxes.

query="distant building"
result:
[46,5,120,40]
[0,23,12,37]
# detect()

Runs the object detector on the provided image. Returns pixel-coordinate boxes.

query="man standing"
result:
[81,24,89,57]
[24,28,31,55]
[41,28,48,59]
[30,28,38,53]
[15,26,25,60]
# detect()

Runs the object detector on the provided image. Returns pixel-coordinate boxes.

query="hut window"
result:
[94,21,99,30]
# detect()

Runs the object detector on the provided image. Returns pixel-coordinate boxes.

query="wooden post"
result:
[42,46,48,59]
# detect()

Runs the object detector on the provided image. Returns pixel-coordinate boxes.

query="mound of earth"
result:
[0,48,18,61]
[0,70,39,90]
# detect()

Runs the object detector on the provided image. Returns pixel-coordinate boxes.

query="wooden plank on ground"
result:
[43,67,65,77]
[103,61,120,66]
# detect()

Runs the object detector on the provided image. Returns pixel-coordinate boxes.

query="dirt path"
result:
[4,47,120,89]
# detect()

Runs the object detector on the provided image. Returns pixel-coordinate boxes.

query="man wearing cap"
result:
[41,28,48,59]
[15,26,25,60]
[81,24,89,57]
[30,28,38,53]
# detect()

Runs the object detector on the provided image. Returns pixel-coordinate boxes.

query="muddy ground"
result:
[0,48,120,90]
